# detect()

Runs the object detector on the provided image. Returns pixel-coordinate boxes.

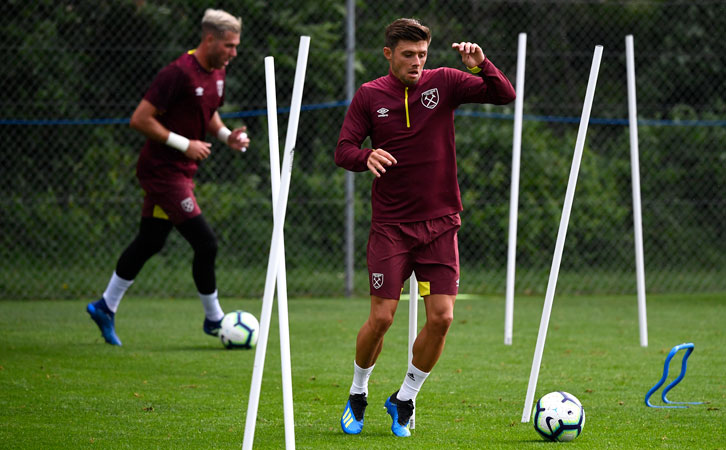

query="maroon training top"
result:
[335,58,515,222]
[136,51,226,188]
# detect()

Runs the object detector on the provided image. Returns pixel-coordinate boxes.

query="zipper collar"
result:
[387,69,422,93]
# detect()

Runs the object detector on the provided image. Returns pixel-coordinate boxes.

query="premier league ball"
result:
[533,391,586,442]
[219,310,259,349]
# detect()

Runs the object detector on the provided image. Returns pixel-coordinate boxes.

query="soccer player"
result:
[86,9,250,346]
[335,18,515,437]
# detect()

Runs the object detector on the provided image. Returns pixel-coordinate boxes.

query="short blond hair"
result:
[201,9,242,37]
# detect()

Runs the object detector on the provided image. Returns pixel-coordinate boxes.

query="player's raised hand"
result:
[451,41,486,69]
[186,140,212,161]
[367,148,397,178]
[229,126,250,152]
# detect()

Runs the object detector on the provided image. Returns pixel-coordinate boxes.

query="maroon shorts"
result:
[140,183,201,225]
[367,213,461,300]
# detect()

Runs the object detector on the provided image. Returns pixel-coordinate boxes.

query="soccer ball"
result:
[219,310,259,349]
[533,391,586,442]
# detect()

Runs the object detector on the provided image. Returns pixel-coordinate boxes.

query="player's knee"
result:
[201,233,218,255]
[428,311,454,335]
[194,234,218,259]
[136,234,166,257]
[179,216,218,258]
[368,311,395,336]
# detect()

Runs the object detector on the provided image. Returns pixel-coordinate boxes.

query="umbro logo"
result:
[195,86,204,96]
[377,107,389,118]
[407,372,416,381]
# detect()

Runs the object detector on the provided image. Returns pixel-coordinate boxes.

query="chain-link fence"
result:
[2,0,725,300]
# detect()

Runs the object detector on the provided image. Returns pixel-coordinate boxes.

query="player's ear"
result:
[383,46,393,61]
[202,31,216,46]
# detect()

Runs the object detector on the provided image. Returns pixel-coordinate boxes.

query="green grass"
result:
[1,294,725,449]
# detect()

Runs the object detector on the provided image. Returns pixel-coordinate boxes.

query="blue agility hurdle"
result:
[645,342,704,408]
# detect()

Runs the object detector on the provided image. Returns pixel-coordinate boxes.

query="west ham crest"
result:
[180,197,195,213]
[421,88,439,109]
[372,273,384,289]
[217,80,224,97]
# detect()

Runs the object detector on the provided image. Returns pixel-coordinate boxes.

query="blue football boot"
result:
[203,317,223,337]
[86,298,121,346]
[384,391,413,437]
[341,393,367,434]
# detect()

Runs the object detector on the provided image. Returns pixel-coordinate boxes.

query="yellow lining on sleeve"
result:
[404,87,410,128]
[467,65,482,74]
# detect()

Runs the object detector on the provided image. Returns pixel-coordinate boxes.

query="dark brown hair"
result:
[384,18,431,49]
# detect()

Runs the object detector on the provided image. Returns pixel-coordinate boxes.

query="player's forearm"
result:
[129,99,177,144]
[208,112,242,147]
[207,112,226,138]
[130,107,193,153]
[130,113,173,144]
[335,141,373,172]
[335,106,372,172]
[478,59,516,105]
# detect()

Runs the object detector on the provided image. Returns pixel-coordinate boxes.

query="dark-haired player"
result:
[335,17,515,437]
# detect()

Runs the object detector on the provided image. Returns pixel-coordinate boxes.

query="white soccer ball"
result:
[219,310,259,349]
[533,391,586,442]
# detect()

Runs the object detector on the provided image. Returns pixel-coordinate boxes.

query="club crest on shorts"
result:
[372,273,384,289]
[217,80,224,97]
[421,88,439,109]
[180,197,195,213]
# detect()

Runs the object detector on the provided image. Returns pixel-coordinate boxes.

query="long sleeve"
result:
[333,63,513,222]
[451,57,516,107]
[335,88,374,172]
[478,57,516,104]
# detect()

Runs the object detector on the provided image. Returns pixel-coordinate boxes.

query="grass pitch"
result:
[1,293,724,449]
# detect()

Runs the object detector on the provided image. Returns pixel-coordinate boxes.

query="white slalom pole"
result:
[407,273,418,429]
[243,36,310,450]
[521,46,603,423]
[264,56,296,448]
[505,32,527,346]
[625,35,648,348]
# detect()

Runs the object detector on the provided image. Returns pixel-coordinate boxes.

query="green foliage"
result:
[2,1,726,298]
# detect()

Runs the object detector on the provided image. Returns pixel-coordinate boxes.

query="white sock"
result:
[350,361,374,396]
[396,363,429,402]
[199,290,224,321]
[102,271,134,313]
